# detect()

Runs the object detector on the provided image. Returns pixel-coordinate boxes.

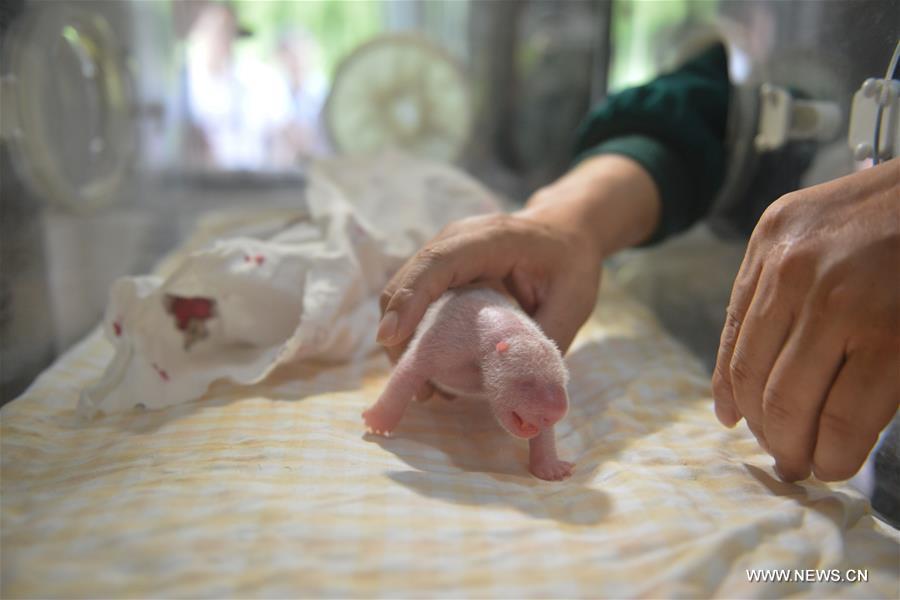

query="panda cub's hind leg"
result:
[363,346,431,435]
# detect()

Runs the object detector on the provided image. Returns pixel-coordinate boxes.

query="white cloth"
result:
[80,154,501,415]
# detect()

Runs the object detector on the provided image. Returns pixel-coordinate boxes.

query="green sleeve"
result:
[574,43,730,245]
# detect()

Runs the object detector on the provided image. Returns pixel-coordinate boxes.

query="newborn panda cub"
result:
[363,287,573,481]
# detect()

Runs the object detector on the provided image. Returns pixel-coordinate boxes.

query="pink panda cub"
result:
[363,287,573,480]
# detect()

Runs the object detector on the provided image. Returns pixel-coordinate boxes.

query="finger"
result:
[378,230,519,347]
[812,348,899,481]
[745,419,770,453]
[729,265,794,439]
[504,265,539,315]
[383,342,405,365]
[532,270,598,354]
[379,280,414,361]
[762,314,844,482]
[712,257,763,427]
[712,312,743,426]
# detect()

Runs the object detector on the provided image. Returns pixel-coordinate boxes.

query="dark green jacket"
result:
[574,44,730,244]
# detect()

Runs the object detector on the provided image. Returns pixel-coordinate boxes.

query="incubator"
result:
[0,0,897,415]
[1,3,899,593]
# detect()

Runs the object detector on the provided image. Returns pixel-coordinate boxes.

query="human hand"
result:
[376,154,661,402]
[377,210,603,362]
[713,158,900,482]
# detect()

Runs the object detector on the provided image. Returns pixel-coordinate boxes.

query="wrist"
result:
[522,154,661,260]
[518,195,606,265]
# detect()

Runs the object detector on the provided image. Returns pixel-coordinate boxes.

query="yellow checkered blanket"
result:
[2,218,897,598]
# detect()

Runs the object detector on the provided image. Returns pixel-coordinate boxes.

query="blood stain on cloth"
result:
[152,363,170,382]
[165,295,216,351]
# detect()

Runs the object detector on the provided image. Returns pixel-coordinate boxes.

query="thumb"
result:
[377,251,461,349]
[378,233,510,348]
[532,273,599,355]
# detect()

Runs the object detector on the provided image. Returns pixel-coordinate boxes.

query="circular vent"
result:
[324,34,472,163]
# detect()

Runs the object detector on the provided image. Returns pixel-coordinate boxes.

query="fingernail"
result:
[376,311,398,344]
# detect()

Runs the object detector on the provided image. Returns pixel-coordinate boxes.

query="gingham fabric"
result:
[2,273,897,598]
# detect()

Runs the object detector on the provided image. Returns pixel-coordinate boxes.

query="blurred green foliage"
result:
[231,0,384,78]
[229,0,719,93]
[610,0,718,91]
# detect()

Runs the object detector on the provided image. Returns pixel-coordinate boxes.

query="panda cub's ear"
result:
[496,341,509,353]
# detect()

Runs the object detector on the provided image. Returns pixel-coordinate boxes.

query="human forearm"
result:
[521,154,662,262]
[377,154,657,356]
